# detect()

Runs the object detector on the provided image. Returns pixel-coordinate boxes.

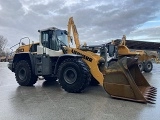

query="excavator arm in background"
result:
[67,17,80,48]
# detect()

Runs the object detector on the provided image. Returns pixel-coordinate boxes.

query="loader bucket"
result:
[103,57,157,104]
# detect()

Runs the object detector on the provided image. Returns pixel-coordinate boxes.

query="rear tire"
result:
[138,61,144,72]
[58,58,91,93]
[144,61,153,73]
[15,60,37,86]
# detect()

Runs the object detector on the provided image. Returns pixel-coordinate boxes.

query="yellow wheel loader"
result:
[117,35,157,72]
[8,17,157,104]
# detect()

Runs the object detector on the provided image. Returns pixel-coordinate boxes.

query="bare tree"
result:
[0,35,8,57]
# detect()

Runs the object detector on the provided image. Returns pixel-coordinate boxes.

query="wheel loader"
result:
[8,17,157,104]
[115,35,157,72]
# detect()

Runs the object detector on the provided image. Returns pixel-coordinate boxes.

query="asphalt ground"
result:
[0,62,160,120]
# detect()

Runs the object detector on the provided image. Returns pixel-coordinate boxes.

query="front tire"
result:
[58,58,91,93]
[15,60,37,86]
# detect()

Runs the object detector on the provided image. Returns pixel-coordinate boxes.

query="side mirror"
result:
[21,42,25,45]
[64,30,68,35]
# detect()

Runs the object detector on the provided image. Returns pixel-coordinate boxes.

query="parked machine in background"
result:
[8,17,157,104]
[116,35,157,72]
[0,56,13,62]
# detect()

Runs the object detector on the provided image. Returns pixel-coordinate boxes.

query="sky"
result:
[0,0,160,50]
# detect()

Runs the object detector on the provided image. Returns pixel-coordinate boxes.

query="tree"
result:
[0,35,8,57]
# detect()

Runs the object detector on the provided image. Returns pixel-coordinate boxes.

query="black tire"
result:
[138,61,144,72]
[43,76,57,81]
[58,58,91,93]
[144,61,153,73]
[90,76,99,86]
[15,60,37,86]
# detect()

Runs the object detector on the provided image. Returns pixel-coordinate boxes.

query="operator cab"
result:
[37,27,68,56]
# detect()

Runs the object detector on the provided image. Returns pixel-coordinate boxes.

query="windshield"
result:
[56,30,68,46]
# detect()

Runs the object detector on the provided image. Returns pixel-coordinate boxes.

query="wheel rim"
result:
[147,64,151,70]
[19,68,26,81]
[138,64,142,69]
[63,67,77,84]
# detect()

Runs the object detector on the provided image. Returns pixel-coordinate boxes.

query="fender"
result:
[10,53,35,73]
[54,54,82,74]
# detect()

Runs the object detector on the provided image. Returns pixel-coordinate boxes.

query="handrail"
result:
[9,37,31,55]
